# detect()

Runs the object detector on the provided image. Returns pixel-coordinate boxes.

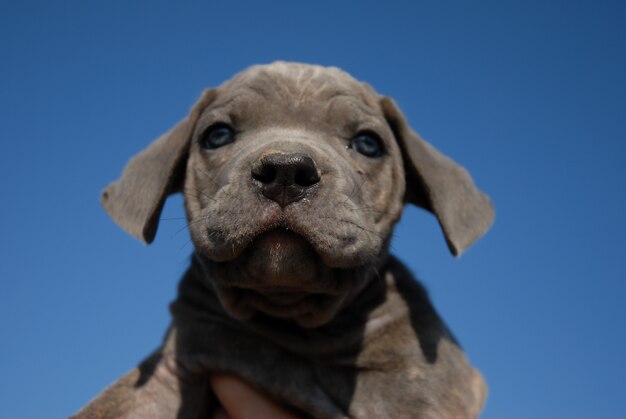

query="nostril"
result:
[294,169,320,187]
[252,165,276,184]
[251,152,321,206]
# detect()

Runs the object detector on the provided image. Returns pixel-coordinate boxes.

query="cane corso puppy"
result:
[74,62,493,419]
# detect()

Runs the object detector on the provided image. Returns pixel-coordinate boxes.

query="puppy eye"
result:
[350,132,384,158]
[200,124,235,149]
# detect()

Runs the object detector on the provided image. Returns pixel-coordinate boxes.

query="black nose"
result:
[251,152,321,207]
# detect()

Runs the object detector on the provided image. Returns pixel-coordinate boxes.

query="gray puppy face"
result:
[185,64,406,326]
[101,62,493,328]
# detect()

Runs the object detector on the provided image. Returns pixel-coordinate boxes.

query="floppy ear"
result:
[381,97,494,256]
[101,89,217,244]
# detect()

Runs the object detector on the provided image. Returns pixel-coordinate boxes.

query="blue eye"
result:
[200,124,235,149]
[351,132,384,158]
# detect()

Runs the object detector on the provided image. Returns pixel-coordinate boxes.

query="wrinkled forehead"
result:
[207,63,383,128]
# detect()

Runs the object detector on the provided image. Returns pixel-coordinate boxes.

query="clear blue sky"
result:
[1,1,624,418]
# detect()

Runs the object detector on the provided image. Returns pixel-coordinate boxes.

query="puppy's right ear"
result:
[101,89,216,244]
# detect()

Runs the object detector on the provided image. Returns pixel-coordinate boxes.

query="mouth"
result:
[197,208,378,326]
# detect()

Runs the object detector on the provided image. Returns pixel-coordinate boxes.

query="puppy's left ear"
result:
[101,89,216,244]
[381,97,494,256]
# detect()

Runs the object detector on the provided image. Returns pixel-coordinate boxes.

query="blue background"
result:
[1,1,625,418]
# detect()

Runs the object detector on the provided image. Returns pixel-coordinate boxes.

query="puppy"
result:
[74,62,493,418]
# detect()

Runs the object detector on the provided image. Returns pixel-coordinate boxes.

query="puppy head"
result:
[102,62,493,327]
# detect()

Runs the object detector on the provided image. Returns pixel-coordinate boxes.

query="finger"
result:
[210,372,299,419]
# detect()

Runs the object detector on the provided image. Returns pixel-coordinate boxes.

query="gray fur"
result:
[75,62,493,418]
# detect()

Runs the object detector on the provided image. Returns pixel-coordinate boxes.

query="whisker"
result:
[174,224,189,235]
[344,204,392,216]
[173,213,211,237]
[342,176,369,205]
[183,189,212,202]
[317,216,387,240]
[372,266,385,291]
[193,166,234,198]
[182,215,210,231]
[182,190,222,207]
[179,237,194,251]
